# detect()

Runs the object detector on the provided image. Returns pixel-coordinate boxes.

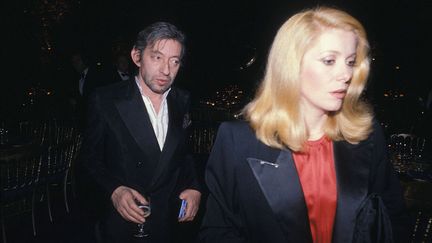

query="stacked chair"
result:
[42,125,81,220]
[1,119,82,242]
[0,144,42,243]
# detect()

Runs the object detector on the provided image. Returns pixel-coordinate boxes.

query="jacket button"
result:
[137,161,143,167]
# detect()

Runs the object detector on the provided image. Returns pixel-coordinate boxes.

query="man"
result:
[110,52,131,83]
[71,52,107,98]
[70,52,109,129]
[79,22,201,242]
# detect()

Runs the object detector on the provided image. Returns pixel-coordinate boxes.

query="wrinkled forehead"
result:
[143,39,183,61]
[148,39,182,52]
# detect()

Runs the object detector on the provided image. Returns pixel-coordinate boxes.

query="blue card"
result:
[178,199,187,218]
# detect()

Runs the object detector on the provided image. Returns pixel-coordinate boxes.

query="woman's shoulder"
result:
[218,120,255,137]
[368,118,386,145]
[219,119,249,129]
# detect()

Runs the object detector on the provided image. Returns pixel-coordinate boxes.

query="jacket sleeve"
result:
[199,123,247,243]
[77,91,124,200]
[368,122,412,243]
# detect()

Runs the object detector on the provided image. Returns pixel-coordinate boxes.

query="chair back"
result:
[45,141,75,178]
[0,145,42,201]
[388,134,426,174]
[410,208,432,242]
[389,134,426,161]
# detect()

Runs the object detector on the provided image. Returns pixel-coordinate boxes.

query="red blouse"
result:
[292,136,337,243]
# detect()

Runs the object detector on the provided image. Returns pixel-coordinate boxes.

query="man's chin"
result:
[151,86,169,94]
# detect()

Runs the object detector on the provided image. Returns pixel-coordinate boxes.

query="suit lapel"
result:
[247,139,373,242]
[115,81,161,168]
[148,92,182,190]
[247,148,312,242]
[332,140,371,243]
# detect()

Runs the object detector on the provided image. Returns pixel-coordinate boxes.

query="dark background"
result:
[1,1,432,242]
[2,0,432,122]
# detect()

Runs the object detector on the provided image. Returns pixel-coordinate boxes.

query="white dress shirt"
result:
[79,68,89,95]
[135,77,170,150]
[117,70,130,81]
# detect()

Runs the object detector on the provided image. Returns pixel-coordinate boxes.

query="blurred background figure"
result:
[70,51,107,98]
[70,51,109,129]
[109,51,132,84]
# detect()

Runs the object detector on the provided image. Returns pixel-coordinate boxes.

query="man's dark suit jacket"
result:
[79,79,199,242]
[200,120,410,243]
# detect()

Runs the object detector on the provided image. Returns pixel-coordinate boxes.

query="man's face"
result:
[71,54,86,73]
[132,39,182,95]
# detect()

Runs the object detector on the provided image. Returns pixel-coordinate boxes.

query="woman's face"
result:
[299,28,357,117]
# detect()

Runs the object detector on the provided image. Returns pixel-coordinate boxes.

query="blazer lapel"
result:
[148,92,182,190]
[332,141,371,243]
[247,149,312,242]
[115,82,161,166]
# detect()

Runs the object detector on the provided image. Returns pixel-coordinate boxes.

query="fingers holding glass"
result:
[134,199,151,238]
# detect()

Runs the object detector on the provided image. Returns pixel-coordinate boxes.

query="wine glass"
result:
[134,201,151,238]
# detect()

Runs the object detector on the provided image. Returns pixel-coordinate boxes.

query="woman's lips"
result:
[330,89,347,99]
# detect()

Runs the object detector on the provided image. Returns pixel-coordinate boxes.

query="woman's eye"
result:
[347,60,356,67]
[322,59,335,65]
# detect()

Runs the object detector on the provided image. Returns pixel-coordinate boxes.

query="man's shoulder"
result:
[167,87,191,111]
[169,86,190,100]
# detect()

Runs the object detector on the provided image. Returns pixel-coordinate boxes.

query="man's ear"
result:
[131,47,142,67]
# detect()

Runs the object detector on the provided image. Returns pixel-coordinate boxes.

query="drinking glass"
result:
[134,201,151,238]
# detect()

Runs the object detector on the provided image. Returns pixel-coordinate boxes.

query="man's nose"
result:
[160,60,170,75]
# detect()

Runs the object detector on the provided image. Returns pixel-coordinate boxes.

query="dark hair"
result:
[134,22,186,59]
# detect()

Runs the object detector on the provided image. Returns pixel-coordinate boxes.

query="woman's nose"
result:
[337,65,353,83]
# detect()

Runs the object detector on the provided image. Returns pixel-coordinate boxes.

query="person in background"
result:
[199,6,410,243]
[78,22,201,242]
[71,52,107,98]
[70,51,109,129]
[109,51,132,84]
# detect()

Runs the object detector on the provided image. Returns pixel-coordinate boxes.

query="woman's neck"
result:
[304,111,328,141]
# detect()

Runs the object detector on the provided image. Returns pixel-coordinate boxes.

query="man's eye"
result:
[152,55,162,60]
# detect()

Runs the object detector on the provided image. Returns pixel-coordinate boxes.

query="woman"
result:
[199,7,409,243]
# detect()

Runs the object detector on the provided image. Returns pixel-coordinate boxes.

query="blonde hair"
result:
[243,6,373,151]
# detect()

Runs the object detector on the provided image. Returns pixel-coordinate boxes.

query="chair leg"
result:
[70,168,77,199]
[31,189,37,236]
[46,184,53,222]
[63,170,70,213]
[1,207,7,243]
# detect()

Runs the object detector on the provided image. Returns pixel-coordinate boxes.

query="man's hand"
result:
[178,189,201,222]
[111,186,149,224]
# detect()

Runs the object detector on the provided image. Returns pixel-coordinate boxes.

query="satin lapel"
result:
[332,141,371,243]
[148,93,181,190]
[114,83,160,164]
[247,149,312,242]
